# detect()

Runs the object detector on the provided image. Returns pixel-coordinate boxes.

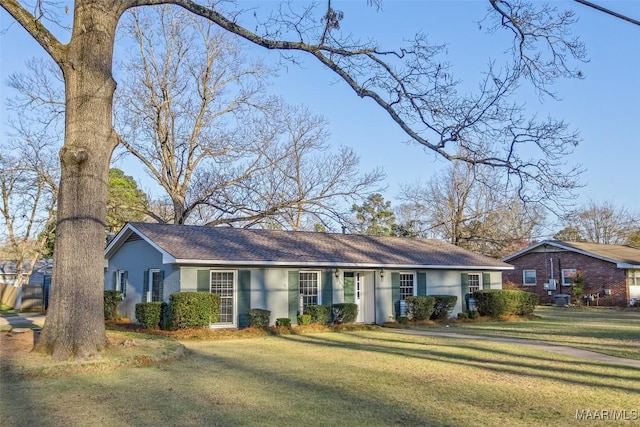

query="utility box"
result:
[554,294,571,306]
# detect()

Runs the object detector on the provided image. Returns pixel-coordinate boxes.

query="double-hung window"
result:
[562,269,577,286]
[299,272,320,310]
[468,273,481,294]
[523,270,537,286]
[399,273,416,300]
[115,270,127,296]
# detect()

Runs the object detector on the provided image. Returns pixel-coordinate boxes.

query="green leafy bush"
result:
[304,304,331,324]
[457,312,469,319]
[474,289,539,317]
[332,303,358,324]
[248,309,271,328]
[430,295,458,320]
[104,290,123,320]
[468,309,480,319]
[135,302,164,329]
[169,292,220,329]
[398,316,409,324]
[297,314,312,325]
[275,318,291,327]
[404,296,436,321]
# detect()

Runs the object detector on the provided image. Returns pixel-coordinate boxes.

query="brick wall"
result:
[503,250,628,306]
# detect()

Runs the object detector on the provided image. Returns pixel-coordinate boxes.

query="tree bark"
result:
[33,1,124,360]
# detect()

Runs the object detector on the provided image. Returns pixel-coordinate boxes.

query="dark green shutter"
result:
[197,270,210,292]
[461,273,469,311]
[322,270,333,307]
[142,270,149,302]
[157,270,165,302]
[417,272,427,296]
[344,273,355,304]
[113,271,118,292]
[392,272,400,319]
[482,272,491,290]
[288,271,299,321]
[237,270,251,328]
[122,271,128,297]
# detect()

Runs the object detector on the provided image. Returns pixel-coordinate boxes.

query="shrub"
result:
[332,303,358,324]
[304,304,331,324]
[104,290,123,320]
[135,302,163,329]
[169,292,220,330]
[474,289,539,317]
[248,308,271,328]
[468,309,480,319]
[398,316,409,324]
[404,296,435,321]
[297,314,312,325]
[275,318,291,327]
[430,295,458,320]
[457,312,469,319]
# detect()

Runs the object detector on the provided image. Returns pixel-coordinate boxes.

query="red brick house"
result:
[502,241,640,306]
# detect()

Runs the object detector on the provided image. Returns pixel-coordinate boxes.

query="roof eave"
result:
[172,259,513,270]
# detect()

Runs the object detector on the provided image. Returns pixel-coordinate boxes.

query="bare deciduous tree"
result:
[557,200,639,245]
[400,161,545,257]
[1,0,586,359]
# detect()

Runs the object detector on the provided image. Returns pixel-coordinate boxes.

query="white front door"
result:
[355,272,376,324]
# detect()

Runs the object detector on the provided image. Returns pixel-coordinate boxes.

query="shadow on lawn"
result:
[272,332,640,395]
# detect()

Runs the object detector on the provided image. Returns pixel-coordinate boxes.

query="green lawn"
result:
[445,306,640,360]
[2,329,639,426]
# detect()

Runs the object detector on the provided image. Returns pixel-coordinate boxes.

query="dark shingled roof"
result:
[503,240,640,267]
[114,222,511,269]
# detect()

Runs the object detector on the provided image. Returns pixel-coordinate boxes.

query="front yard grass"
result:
[2,329,639,426]
[444,306,640,360]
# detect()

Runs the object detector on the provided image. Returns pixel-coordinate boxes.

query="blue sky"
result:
[2,1,639,225]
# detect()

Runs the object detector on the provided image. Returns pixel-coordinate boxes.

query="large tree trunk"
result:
[33,2,122,360]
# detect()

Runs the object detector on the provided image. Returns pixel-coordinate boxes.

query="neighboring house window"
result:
[148,269,162,302]
[211,271,236,324]
[299,271,320,310]
[468,273,481,294]
[629,270,640,286]
[562,269,577,286]
[115,270,127,297]
[523,270,537,286]
[399,273,416,300]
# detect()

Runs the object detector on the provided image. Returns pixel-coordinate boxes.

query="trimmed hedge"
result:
[135,302,164,329]
[275,318,291,327]
[430,295,458,320]
[405,296,436,321]
[169,292,220,329]
[304,304,331,324]
[332,303,358,324]
[474,289,539,317]
[297,314,312,325]
[104,290,123,320]
[248,309,271,328]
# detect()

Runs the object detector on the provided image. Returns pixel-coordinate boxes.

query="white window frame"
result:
[562,269,577,287]
[210,270,237,327]
[468,273,481,294]
[299,271,321,311]
[116,270,127,294]
[147,269,161,302]
[399,272,416,300]
[628,270,640,286]
[523,270,537,286]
